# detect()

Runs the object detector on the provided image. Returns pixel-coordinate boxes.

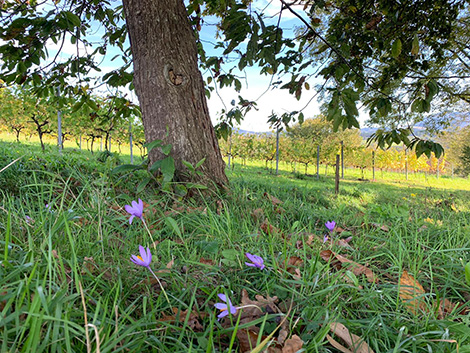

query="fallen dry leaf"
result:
[239,289,280,323]
[293,233,318,249]
[216,200,224,215]
[333,237,353,249]
[277,256,304,279]
[199,257,215,266]
[166,258,174,269]
[328,322,375,353]
[222,289,297,353]
[277,327,288,346]
[285,256,303,280]
[251,208,265,223]
[399,270,428,315]
[0,291,7,312]
[305,234,316,246]
[264,192,283,206]
[236,324,301,352]
[438,298,457,319]
[237,328,264,353]
[320,250,377,283]
[236,329,284,353]
[160,307,206,332]
[287,256,303,267]
[282,334,303,353]
[261,219,282,236]
[81,257,97,275]
[370,223,389,232]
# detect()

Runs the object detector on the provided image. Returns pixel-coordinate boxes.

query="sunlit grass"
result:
[1,140,470,352]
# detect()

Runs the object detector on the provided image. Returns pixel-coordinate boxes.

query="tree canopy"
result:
[1,0,469,160]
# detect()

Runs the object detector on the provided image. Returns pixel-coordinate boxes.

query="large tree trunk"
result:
[122,0,228,187]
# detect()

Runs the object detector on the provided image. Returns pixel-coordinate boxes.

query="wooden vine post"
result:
[335,154,340,194]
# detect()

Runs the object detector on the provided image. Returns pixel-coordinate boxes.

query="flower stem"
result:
[142,219,156,250]
[147,267,171,305]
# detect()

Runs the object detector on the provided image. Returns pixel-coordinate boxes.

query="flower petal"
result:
[138,245,147,261]
[245,262,257,267]
[130,255,143,266]
[131,200,138,209]
[128,215,135,224]
[124,204,133,213]
[145,247,152,264]
[245,252,256,262]
[217,293,227,303]
[214,303,227,310]
[217,310,229,319]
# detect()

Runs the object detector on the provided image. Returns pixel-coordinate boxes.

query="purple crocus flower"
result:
[325,221,336,232]
[214,293,238,319]
[323,234,329,243]
[245,253,265,270]
[130,245,152,268]
[125,199,144,224]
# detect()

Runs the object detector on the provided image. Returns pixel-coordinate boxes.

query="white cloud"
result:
[207,78,321,132]
[253,0,304,21]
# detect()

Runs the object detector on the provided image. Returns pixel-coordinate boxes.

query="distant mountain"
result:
[233,128,274,136]
[359,127,378,139]
[360,112,470,139]
[234,112,470,140]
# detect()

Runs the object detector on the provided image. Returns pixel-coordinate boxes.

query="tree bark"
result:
[122,0,228,187]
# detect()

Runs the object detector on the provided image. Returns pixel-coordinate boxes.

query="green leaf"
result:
[63,11,81,27]
[425,80,439,101]
[160,156,175,182]
[174,184,188,197]
[411,99,424,113]
[182,160,195,173]
[111,163,144,175]
[149,159,162,173]
[221,249,238,261]
[221,258,238,268]
[391,39,402,58]
[87,99,98,111]
[195,157,206,169]
[411,34,419,56]
[342,94,358,118]
[165,217,182,237]
[333,114,344,131]
[161,143,172,156]
[144,139,163,151]
[136,177,151,193]
[422,99,430,112]
[185,182,207,190]
[17,61,26,74]
[465,262,470,286]
[195,240,219,254]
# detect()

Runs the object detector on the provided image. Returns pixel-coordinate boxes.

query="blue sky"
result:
[45,0,367,132]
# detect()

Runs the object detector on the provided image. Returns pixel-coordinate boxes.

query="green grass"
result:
[1,140,470,352]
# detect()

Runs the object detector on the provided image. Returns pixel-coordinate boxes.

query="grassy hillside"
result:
[1,140,470,352]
